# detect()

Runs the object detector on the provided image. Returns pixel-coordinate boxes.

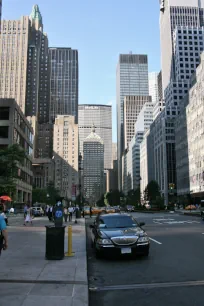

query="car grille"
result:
[111,236,138,246]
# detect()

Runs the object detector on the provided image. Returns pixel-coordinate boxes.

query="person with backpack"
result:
[0,214,8,254]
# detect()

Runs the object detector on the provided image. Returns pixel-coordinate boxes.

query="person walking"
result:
[24,205,33,226]
[90,206,92,218]
[23,204,28,219]
[0,214,8,254]
[48,206,53,222]
[64,207,68,223]
[68,206,74,221]
[1,211,8,226]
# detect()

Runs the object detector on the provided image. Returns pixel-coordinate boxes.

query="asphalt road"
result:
[86,212,204,306]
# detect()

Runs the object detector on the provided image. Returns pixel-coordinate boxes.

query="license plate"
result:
[121,248,131,254]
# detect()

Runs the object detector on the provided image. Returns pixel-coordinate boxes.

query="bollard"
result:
[65,225,75,257]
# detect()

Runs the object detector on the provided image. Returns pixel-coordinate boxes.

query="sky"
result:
[2,0,161,142]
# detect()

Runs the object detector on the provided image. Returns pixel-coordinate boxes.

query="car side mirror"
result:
[89,224,94,229]
[139,222,145,227]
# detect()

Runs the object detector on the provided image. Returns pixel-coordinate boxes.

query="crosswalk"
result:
[153,218,200,225]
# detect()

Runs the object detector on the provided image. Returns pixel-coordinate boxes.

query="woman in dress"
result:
[24,205,33,226]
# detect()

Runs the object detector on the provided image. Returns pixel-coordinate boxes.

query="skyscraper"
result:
[49,48,78,123]
[83,125,104,203]
[160,0,204,91]
[148,72,159,103]
[0,5,49,121]
[124,95,151,149]
[78,104,112,170]
[0,0,2,27]
[116,54,149,189]
[53,115,78,199]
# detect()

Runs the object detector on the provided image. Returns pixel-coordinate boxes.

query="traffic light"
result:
[169,183,175,190]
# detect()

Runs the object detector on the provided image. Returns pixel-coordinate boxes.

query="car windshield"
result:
[100,216,138,228]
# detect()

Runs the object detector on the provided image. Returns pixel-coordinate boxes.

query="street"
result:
[86,212,204,306]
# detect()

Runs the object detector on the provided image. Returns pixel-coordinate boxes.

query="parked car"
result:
[185,205,196,210]
[31,207,44,217]
[113,206,121,213]
[126,205,135,212]
[90,213,150,258]
[106,206,116,214]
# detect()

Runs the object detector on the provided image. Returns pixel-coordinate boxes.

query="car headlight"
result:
[97,238,113,245]
[138,236,149,243]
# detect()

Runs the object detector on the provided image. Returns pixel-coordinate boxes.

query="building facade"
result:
[37,123,53,159]
[49,48,78,123]
[124,95,151,149]
[83,126,104,203]
[53,115,78,200]
[116,53,149,189]
[78,104,112,170]
[33,158,55,190]
[160,0,204,92]
[149,72,159,103]
[123,102,154,194]
[0,99,33,203]
[0,6,49,122]
[186,53,204,196]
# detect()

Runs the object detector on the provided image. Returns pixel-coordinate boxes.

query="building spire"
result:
[30,5,43,30]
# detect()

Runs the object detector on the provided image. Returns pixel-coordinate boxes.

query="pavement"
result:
[0,215,88,306]
[87,212,204,306]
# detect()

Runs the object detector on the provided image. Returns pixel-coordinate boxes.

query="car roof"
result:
[100,213,131,218]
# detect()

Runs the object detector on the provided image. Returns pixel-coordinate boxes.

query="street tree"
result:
[0,144,26,196]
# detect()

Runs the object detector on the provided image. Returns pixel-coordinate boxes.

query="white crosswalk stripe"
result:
[153,218,200,225]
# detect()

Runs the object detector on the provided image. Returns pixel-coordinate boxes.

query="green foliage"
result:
[144,180,161,202]
[126,188,140,206]
[32,182,60,205]
[106,189,120,206]
[0,144,26,196]
[97,194,105,207]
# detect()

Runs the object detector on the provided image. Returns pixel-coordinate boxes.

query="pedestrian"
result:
[1,211,8,226]
[48,206,53,222]
[64,207,68,223]
[68,206,74,221]
[23,204,28,219]
[0,214,8,255]
[90,206,92,218]
[24,205,33,226]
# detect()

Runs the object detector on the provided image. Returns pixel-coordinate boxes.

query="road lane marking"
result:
[149,237,162,245]
[89,280,204,292]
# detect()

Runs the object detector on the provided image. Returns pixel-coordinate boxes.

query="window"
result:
[0,107,9,120]
[0,126,9,138]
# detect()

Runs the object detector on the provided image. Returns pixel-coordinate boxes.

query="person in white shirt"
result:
[68,206,74,221]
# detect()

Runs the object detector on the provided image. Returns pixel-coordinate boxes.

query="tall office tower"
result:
[116,54,149,189]
[112,143,117,163]
[83,125,104,203]
[157,71,163,101]
[0,5,49,121]
[124,95,151,149]
[160,0,204,91]
[0,0,2,27]
[49,48,78,123]
[26,6,49,123]
[78,104,112,170]
[53,115,78,199]
[149,72,159,103]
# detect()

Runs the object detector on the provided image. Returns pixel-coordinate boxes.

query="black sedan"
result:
[90,213,150,258]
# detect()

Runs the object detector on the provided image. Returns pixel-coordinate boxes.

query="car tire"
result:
[94,242,103,259]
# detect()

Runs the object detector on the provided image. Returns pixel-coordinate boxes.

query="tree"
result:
[106,189,120,206]
[0,144,26,196]
[97,195,105,207]
[126,188,140,206]
[32,182,61,206]
[144,181,164,209]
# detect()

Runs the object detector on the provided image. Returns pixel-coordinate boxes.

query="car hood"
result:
[98,227,145,239]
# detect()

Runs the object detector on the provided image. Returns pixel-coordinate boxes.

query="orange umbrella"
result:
[0,196,12,201]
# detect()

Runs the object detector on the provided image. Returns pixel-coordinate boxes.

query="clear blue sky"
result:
[3,0,161,142]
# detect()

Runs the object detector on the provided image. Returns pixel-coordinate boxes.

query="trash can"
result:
[45,225,66,260]
[76,209,81,219]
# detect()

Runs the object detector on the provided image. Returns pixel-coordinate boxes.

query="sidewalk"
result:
[0,216,88,306]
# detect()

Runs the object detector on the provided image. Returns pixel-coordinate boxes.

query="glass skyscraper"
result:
[49,48,78,123]
[116,54,149,190]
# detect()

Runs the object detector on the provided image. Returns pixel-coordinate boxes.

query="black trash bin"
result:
[45,225,66,260]
[76,209,81,219]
